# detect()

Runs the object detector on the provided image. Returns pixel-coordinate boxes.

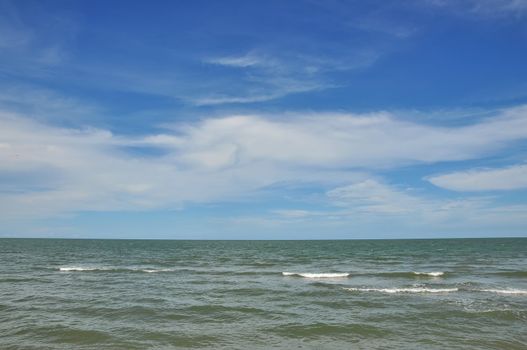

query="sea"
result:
[1,238,526,349]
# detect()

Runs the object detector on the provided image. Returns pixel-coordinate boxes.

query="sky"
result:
[1,0,527,239]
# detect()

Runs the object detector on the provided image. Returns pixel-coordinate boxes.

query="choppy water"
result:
[1,238,526,349]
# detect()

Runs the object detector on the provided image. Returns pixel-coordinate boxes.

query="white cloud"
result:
[2,104,527,219]
[428,164,527,191]
[153,105,527,168]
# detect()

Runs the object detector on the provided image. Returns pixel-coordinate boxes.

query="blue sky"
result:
[1,0,527,239]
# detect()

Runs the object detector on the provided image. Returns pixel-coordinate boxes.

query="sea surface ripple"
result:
[1,238,526,349]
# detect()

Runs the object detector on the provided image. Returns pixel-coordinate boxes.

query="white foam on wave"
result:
[481,289,527,295]
[59,267,104,272]
[345,287,458,294]
[282,272,350,278]
[413,271,444,277]
[141,268,175,273]
[58,266,175,273]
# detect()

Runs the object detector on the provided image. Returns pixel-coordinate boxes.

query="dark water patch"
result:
[364,257,403,264]
[311,300,355,309]
[269,322,387,339]
[0,277,52,283]
[11,295,43,303]
[193,269,278,277]
[293,288,341,298]
[50,328,114,345]
[241,261,278,267]
[179,304,280,323]
[233,270,277,276]
[138,331,220,348]
[133,297,167,304]
[308,281,346,288]
[163,312,194,321]
[13,325,115,346]
[421,308,527,323]
[493,271,527,278]
[471,339,527,350]
[185,304,268,316]
[352,300,388,309]
[466,309,527,322]
[187,279,209,285]
[0,303,15,314]
[216,287,271,297]
[58,305,170,322]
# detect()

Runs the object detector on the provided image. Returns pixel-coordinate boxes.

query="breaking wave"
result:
[282,272,350,278]
[413,271,444,277]
[344,287,458,294]
[481,289,527,295]
[369,271,446,278]
[58,266,176,273]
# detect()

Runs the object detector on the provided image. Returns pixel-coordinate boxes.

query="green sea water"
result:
[1,238,526,349]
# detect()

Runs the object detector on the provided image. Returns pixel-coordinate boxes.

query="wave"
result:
[368,271,445,278]
[58,266,282,275]
[58,266,176,273]
[345,286,527,295]
[59,267,105,272]
[481,289,527,295]
[413,271,444,277]
[141,268,176,273]
[344,287,458,294]
[282,272,350,278]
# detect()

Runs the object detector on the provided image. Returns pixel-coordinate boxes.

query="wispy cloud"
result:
[196,52,334,105]
[0,1,415,107]
[206,52,265,68]
[0,1,74,76]
[190,81,329,106]
[325,179,493,219]
[270,179,527,232]
[428,164,527,191]
[423,0,527,18]
[0,84,100,123]
[327,180,421,214]
[195,46,382,106]
[0,1,33,50]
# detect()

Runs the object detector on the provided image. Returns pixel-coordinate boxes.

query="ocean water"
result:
[1,238,526,349]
